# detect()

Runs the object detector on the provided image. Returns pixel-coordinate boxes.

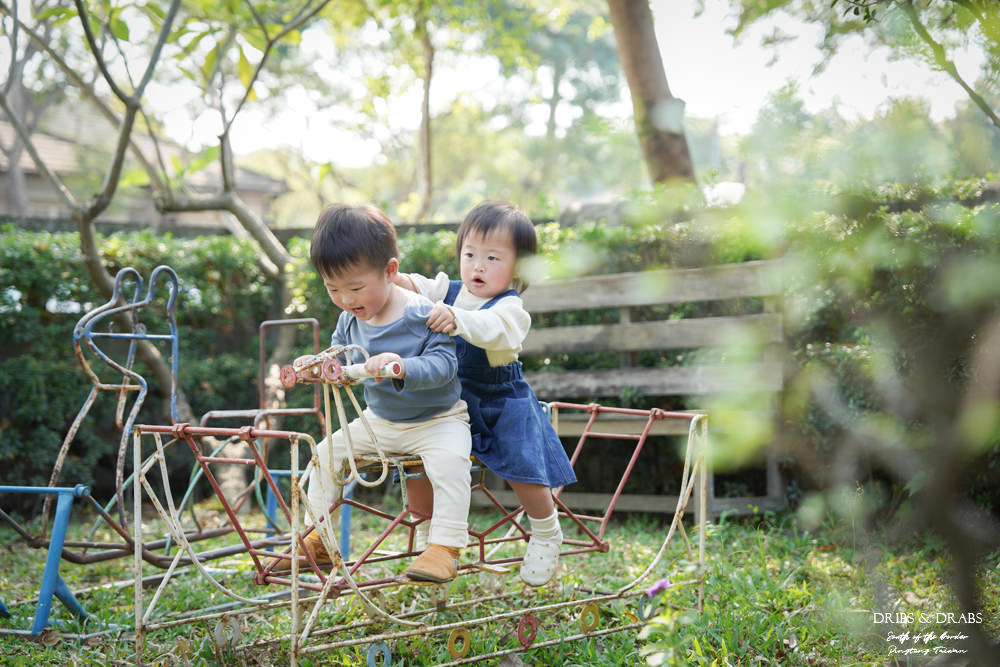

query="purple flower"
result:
[646,576,672,597]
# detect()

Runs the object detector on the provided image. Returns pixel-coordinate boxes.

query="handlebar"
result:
[279,355,402,388]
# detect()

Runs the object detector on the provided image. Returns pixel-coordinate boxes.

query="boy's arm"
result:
[393,328,457,392]
[329,311,350,349]
[393,305,458,391]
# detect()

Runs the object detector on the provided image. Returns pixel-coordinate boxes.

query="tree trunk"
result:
[414,5,434,221]
[606,0,695,183]
[541,64,564,187]
[3,142,30,216]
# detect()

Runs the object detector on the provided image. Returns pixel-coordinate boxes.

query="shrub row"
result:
[2,182,999,512]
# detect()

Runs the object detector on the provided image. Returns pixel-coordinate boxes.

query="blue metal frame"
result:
[265,472,356,558]
[0,485,90,634]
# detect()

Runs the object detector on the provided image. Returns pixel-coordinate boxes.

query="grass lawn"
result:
[1,500,998,666]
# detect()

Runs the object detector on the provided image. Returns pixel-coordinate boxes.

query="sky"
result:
[157,0,985,164]
[651,0,984,135]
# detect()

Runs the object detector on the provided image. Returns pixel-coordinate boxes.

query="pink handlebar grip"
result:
[343,361,403,380]
[279,365,298,389]
[321,357,343,382]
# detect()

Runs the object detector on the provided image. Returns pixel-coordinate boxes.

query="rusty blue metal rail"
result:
[0,485,90,635]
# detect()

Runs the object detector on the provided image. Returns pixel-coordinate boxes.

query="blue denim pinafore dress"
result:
[445,281,577,488]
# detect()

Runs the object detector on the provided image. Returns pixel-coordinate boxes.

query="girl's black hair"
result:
[456,201,537,291]
[310,204,398,278]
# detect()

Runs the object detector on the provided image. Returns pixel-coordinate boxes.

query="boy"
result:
[301,203,471,583]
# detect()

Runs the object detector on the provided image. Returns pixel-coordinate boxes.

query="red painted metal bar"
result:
[258,319,321,414]
[550,401,700,420]
[549,402,701,535]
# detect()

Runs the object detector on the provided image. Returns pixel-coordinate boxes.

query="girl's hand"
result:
[364,353,405,381]
[393,272,416,291]
[426,304,457,333]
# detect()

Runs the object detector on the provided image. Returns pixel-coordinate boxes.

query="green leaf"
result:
[202,43,220,84]
[141,2,166,21]
[317,163,331,184]
[119,168,151,188]
[241,27,268,52]
[187,146,221,176]
[237,44,255,90]
[35,7,75,22]
[109,10,130,42]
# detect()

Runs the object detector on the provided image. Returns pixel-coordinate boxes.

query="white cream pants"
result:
[306,401,471,549]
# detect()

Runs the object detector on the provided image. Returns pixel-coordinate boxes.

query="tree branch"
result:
[901,0,1000,132]
[78,0,182,220]
[72,0,130,103]
[0,88,79,210]
[0,4,168,193]
[157,191,284,278]
[227,0,334,129]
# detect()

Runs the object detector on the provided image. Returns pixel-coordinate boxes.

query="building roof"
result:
[0,119,285,196]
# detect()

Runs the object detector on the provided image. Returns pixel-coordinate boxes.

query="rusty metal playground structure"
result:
[0,265,709,665]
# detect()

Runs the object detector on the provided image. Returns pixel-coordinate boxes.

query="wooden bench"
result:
[477,259,785,517]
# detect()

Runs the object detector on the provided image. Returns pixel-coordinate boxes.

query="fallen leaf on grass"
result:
[39,627,61,646]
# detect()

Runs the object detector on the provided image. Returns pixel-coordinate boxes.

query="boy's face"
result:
[459,228,517,299]
[321,259,398,322]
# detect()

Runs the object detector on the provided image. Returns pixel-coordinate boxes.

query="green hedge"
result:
[3,182,999,513]
[0,227,279,510]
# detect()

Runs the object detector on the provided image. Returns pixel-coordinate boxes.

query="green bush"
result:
[0,226,276,511]
[3,181,999,515]
[774,181,1000,513]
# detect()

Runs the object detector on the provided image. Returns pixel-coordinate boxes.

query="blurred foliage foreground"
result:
[2,177,1000,658]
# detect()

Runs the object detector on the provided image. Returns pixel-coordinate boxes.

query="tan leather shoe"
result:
[404,544,460,583]
[304,529,334,563]
[269,529,338,570]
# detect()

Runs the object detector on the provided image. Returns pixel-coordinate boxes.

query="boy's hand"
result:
[426,304,457,334]
[365,353,405,381]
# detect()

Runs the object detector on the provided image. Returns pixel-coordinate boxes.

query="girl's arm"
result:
[449,296,530,353]
[396,271,450,301]
[393,272,417,291]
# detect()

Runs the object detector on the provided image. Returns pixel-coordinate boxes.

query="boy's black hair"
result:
[310,204,398,278]
[456,201,537,292]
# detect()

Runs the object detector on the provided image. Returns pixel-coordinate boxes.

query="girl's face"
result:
[459,227,517,299]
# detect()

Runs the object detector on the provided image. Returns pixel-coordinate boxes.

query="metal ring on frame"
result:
[580,602,600,632]
[367,640,391,666]
[517,612,538,648]
[447,627,472,659]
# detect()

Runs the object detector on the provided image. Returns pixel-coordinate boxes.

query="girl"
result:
[396,200,576,586]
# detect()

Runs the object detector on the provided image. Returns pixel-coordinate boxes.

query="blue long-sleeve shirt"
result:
[331,291,462,422]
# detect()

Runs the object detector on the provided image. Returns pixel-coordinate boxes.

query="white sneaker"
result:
[520,533,562,586]
[414,522,430,553]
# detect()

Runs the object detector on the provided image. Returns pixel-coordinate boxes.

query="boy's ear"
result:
[385,257,399,278]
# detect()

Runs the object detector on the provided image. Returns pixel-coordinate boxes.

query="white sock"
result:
[522,510,562,586]
[414,521,430,552]
[528,510,561,540]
